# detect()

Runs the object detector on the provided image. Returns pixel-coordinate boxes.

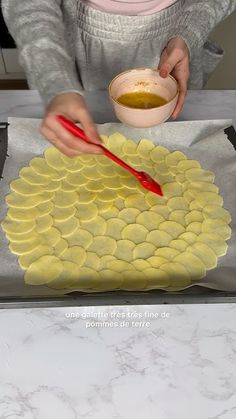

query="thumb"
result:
[159,46,179,78]
[77,108,102,145]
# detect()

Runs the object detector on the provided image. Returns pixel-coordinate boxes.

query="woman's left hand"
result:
[158,36,190,119]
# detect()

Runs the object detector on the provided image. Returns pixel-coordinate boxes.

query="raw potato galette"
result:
[1,133,232,291]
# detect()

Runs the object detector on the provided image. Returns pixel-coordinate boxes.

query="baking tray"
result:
[1,122,236,309]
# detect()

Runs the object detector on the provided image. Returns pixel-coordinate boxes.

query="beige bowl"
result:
[109,68,179,128]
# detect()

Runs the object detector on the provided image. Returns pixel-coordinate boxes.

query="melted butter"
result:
[117,91,168,109]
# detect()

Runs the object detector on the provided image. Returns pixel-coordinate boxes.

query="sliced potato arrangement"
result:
[1,132,232,291]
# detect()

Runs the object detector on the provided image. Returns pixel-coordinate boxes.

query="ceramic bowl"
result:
[109,68,179,128]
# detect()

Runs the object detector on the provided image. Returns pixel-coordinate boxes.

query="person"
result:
[2,0,236,157]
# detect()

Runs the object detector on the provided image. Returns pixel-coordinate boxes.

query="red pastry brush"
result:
[57,115,163,196]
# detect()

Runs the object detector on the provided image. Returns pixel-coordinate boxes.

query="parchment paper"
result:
[0,117,235,297]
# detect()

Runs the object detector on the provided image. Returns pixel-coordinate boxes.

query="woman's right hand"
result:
[40,92,103,157]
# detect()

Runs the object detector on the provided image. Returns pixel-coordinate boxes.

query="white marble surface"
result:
[0,90,236,127]
[1,303,236,419]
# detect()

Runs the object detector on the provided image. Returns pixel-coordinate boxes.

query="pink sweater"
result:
[84,0,177,15]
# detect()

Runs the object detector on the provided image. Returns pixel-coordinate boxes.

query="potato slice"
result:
[174,252,206,280]
[136,139,153,159]
[162,182,183,198]
[24,255,63,285]
[161,262,191,286]
[76,203,98,221]
[53,191,78,208]
[69,267,100,289]
[151,144,169,158]
[92,269,123,291]
[102,206,119,220]
[54,217,79,237]
[136,211,165,230]
[146,230,172,247]
[37,201,53,215]
[66,228,92,248]
[169,210,188,226]
[9,238,40,255]
[154,247,180,260]
[133,243,156,259]
[106,218,127,240]
[86,180,103,193]
[125,193,149,211]
[197,233,228,256]
[19,245,53,269]
[81,216,107,236]
[190,181,219,194]
[66,172,87,186]
[47,261,80,289]
[44,147,66,170]
[41,227,61,246]
[99,255,116,270]
[98,189,116,202]
[10,178,43,195]
[45,180,62,192]
[165,151,187,167]
[151,205,170,219]
[159,221,185,239]
[179,232,198,245]
[185,168,215,183]
[77,189,96,204]
[7,207,38,222]
[30,157,59,177]
[122,270,147,290]
[19,167,50,185]
[88,236,117,256]
[51,206,76,222]
[36,214,53,233]
[6,192,44,209]
[122,139,138,156]
[61,246,86,266]
[53,238,68,257]
[187,243,217,270]
[203,205,231,223]
[145,191,166,207]
[131,259,151,270]
[195,192,223,208]
[186,222,202,235]
[201,219,231,240]
[146,256,169,268]
[169,239,188,252]
[185,210,203,224]
[177,160,201,172]
[144,268,170,289]
[84,252,100,270]
[121,223,148,244]
[114,239,135,262]
[167,197,189,211]
[2,217,35,235]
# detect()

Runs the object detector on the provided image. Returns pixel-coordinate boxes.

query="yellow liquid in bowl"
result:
[117,92,168,109]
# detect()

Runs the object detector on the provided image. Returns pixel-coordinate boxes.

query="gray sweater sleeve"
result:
[2,0,83,105]
[168,0,236,58]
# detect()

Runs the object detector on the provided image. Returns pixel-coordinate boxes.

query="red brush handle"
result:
[57,115,138,176]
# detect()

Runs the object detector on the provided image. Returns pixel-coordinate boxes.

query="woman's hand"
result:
[40,92,103,157]
[158,36,190,119]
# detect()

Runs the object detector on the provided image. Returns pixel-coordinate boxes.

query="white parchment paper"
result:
[0,117,235,297]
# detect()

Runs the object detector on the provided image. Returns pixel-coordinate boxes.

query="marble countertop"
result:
[1,303,236,419]
[0,89,236,126]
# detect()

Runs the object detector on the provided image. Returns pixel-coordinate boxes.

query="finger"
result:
[44,114,103,154]
[40,124,81,157]
[171,82,187,119]
[78,108,102,145]
[159,48,183,78]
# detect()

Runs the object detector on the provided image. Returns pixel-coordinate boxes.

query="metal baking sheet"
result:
[0,118,236,308]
